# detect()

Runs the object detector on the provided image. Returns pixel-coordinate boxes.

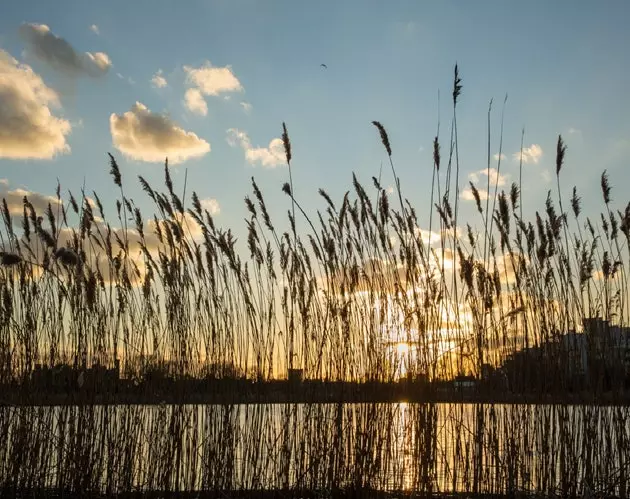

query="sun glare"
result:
[396,342,410,356]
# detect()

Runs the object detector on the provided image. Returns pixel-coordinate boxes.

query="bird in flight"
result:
[320,64,328,69]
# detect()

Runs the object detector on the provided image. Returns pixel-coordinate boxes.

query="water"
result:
[1,403,628,495]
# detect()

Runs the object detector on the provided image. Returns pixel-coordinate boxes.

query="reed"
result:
[1,66,629,497]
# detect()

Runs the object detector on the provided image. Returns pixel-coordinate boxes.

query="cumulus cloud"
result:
[240,101,252,114]
[0,178,223,285]
[494,153,506,161]
[184,61,243,96]
[461,187,489,201]
[200,198,220,215]
[90,24,100,35]
[468,167,508,187]
[462,167,507,202]
[84,52,111,73]
[0,50,71,160]
[494,253,528,286]
[19,23,112,77]
[513,144,543,164]
[184,88,207,116]
[226,128,285,168]
[151,69,167,88]
[0,181,62,218]
[417,228,441,246]
[110,102,210,164]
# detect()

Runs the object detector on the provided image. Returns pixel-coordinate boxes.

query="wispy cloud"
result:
[19,23,111,77]
[0,50,71,160]
[240,101,252,114]
[540,169,552,183]
[226,129,285,168]
[151,69,167,88]
[184,88,208,116]
[568,127,581,135]
[90,24,100,35]
[110,102,210,164]
[493,153,506,161]
[513,144,543,164]
[184,61,243,97]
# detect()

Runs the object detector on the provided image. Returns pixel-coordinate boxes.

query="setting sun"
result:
[1,1,629,497]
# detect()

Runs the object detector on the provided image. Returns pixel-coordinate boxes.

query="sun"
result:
[396,342,411,356]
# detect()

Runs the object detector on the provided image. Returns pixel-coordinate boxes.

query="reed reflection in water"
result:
[1,403,629,496]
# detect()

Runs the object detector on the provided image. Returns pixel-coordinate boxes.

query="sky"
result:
[1,0,630,251]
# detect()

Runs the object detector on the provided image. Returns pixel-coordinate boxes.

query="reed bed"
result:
[0,403,629,496]
[1,67,629,496]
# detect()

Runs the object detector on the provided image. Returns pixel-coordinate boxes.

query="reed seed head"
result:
[282,122,292,163]
[372,121,392,157]
[0,252,21,266]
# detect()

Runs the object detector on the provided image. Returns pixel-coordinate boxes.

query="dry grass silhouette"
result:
[1,66,629,497]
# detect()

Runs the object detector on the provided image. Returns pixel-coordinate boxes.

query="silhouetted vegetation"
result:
[1,66,630,497]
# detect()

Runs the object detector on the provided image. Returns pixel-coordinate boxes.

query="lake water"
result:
[1,403,628,496]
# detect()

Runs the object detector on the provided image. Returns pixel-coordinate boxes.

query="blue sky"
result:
[1,0,629,248]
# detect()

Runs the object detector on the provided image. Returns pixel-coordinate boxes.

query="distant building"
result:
[31,359,120,394]
[499,317,630,392]
[559,331,588,376]
[453,374,476,391]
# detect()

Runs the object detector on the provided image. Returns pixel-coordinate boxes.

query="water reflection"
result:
[0,403,628,496]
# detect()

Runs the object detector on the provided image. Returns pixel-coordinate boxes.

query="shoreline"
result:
[2,388,629,407]
[0,488,566,498]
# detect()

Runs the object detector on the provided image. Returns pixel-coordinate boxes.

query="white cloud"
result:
[1,181,62,217]
[151,69,167,88]
[184,88,207,116]
[19,23,112,77]
[184,61,243,96]
[386,185,394,194]
[116,72,124,79]
[467,167,508,187]
[0,50,71,160]
[84,52,111,73]
[513,144,543,164]
[226,128,285,168]
[493,153,506,161]
[0,176,218,284]
[90,24,100,35]
[568,127,581,135]
[240,101,252,114]
[110,102,210,164]
[416,228,441,246]
[461,188,489,201]
[200,198,220,215]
